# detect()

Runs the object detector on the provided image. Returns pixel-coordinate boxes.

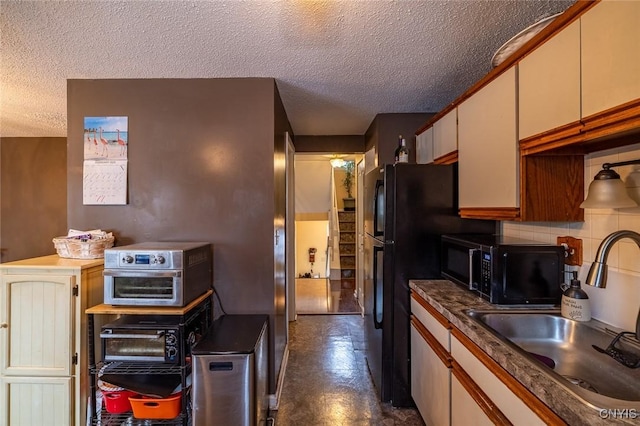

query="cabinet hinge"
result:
[72,285,79,296]
[72,353,78,365]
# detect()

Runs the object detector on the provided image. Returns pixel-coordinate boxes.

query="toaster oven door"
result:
[103,270,182,306]
[100,329,168,362]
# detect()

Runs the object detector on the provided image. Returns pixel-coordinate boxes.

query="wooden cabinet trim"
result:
[451,360,512,426]
[433,150,458,165]
[581,98,640,143]
[459,207,520,221]
[411,316,452,367]
[416,0,598,135]
[520,99,640,156]
[411,291,450,329]
[520,121,584,156]
[451,327,567,426]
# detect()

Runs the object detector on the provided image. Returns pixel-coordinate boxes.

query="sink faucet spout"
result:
[586,230,640,288]
[586,230,640,341]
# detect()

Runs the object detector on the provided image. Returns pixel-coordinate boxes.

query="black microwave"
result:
[441,234,565,305]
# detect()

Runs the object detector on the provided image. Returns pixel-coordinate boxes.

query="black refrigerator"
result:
[363,163,496,407]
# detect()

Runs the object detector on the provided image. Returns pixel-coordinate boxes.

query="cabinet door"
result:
[519,19,581,139]
[582,0,640,118]
[416,127,434,164]
[458,67,518,209]
[433,108,457,160]
[0,275,74,377]
[0,375,72,426]
[451,373,494,426]
[451,334,545,425]
[411,323,450,426]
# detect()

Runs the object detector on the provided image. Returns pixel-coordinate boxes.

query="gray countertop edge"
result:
[409,279,637,426]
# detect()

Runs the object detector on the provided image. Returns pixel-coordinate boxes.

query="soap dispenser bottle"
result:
[561,271,591,322]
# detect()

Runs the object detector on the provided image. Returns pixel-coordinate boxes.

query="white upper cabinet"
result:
[519,19,581,139]
[458,67,518,209]
[433,108,458,160]
[416,127,434,164]
[581,0,640,118]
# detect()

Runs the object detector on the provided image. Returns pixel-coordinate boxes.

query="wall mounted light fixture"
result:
[580,159,640,209]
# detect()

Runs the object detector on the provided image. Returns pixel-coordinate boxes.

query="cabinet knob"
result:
[0,323,7,328]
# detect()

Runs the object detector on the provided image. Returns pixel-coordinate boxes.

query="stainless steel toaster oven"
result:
[103,242,212,307]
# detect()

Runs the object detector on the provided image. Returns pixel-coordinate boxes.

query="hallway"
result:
[273,315,425,425]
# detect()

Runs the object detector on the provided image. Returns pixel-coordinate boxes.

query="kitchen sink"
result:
[465,309,640,409]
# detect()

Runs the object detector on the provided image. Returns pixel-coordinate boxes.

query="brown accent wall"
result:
[0,137,67,262]
[365,113,435,165]
[67,78,291,392]
[273,83,289,385]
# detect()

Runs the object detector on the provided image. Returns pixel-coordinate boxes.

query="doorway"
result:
[293,153,363,314]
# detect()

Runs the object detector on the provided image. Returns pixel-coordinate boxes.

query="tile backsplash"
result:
[502,143,640,332]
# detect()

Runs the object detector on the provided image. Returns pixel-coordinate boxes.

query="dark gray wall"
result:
[0,137,67,262]
[67,78,291,392]
[294,135,365,153]
[365,113,435,165]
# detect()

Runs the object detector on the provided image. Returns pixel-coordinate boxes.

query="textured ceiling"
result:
[1,0,574,138]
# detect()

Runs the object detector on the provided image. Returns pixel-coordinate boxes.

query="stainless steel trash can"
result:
[192,314,268,426]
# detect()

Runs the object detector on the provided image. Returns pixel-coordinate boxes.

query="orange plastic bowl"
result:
[129,392,181,420]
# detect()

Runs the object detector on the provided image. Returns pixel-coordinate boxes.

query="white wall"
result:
[295,220,329,277]
[294,155,333,278]
[502,143,640,332]
[295,156,332,214]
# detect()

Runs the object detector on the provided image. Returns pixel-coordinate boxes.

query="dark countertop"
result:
[410,279,639,426]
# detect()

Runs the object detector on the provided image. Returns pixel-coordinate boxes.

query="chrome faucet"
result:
[585,230,640,341]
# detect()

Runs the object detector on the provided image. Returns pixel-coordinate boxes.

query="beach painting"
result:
[83,116,128,160]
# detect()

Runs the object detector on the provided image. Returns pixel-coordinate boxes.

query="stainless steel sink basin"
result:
[465,309,640,409]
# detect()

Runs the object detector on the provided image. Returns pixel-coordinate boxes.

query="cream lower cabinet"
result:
[450,329,562,425]
[411,294,451,425]
[451,371,494,426]
[0,255,104,426]
[410,291,564,426]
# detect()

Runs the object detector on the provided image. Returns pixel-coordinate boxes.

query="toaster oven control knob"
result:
[165,334,177,345]
[166,346,178,358]
[123,255,134,264]
[155,255,166,264]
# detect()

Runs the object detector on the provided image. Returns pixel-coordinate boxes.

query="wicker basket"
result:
[52,236,114,259]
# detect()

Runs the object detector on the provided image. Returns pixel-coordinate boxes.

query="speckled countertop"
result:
[410,279,640,426]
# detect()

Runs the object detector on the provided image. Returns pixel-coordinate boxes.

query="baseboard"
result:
[269,343,290,410]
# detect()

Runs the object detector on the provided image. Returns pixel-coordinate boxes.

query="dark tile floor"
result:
[273,315,425,426]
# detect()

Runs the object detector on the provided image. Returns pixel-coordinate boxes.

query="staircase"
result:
[338,210,356,292]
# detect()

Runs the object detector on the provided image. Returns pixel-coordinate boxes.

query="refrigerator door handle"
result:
[373,245,384,329]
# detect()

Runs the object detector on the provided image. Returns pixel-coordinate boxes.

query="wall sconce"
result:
[580,159,640,209]
[329,157,346,168]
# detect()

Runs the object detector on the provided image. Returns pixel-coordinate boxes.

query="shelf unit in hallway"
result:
[338,210,356,292]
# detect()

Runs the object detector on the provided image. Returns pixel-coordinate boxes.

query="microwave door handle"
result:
[99,331,166,339]
[468,249,478,290]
